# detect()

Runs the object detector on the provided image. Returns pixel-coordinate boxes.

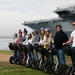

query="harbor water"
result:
[0,38,13,50]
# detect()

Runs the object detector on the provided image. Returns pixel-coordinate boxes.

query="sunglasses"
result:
[73,24,75,25]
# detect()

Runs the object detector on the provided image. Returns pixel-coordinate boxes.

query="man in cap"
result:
[63,22,75,74]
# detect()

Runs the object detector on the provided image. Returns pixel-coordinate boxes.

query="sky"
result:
[0,0,75,37]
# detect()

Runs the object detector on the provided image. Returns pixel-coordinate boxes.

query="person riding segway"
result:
[63,22,75,75]
[54,25,69,75]
[42,28,55,74]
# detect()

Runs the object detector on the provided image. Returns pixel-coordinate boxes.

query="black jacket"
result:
[54,30,68,50]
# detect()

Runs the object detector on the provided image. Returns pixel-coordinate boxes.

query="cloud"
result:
[0,0,75,36]
[0,0,75,17]
[0,11,34,36]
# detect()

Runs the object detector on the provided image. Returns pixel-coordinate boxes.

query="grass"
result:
[0,50,49,75]
[0,50,13,55]
[0,50,72,65]
[0,50,72,75]
[0,62,49,75]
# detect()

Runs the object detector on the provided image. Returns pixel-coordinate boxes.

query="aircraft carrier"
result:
[22,5,75,36]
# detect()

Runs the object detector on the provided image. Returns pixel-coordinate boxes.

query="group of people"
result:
[11,27,54,64]
[9,21,75,75]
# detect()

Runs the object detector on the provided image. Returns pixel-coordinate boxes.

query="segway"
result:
[9,56,15,64]
[54,44,72,75]
[43,45,56,74]
[9,43,16,64]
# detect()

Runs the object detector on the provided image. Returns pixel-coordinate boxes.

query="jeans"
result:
[29,51,34,62]
[14,50,18,58]
[36,52,40,61]
[19,51,23,59]
[45,51,54,64]
[56,49,66,66]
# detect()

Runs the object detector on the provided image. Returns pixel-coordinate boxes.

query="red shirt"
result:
[17,37,23,44]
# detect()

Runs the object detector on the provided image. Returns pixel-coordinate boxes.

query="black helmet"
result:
[23,28,27,33]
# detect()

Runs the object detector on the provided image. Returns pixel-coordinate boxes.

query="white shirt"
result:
[71,30,75,47]
[22,38,33,45]
[13,38,18,44]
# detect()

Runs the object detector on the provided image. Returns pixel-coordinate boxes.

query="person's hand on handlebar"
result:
[63,42,67,45]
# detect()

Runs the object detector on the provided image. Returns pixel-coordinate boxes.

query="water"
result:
[0,38,13,50]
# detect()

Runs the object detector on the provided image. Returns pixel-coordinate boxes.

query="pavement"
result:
[0,54,11,62]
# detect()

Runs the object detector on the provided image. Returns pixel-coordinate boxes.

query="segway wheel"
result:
[16,60,20,65]
[31,63,35,69]
[9,56,15,64]
[66,67,72,75]
[43,67,47,73]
